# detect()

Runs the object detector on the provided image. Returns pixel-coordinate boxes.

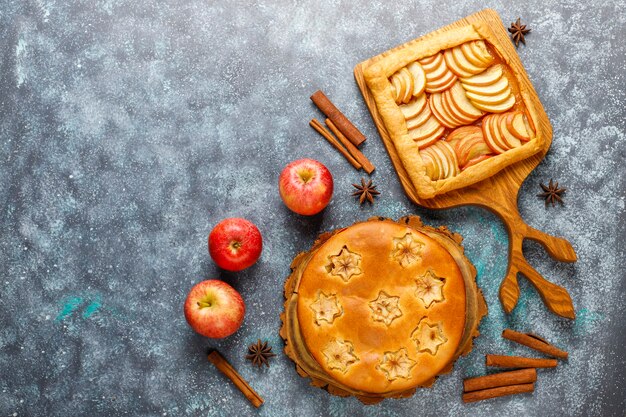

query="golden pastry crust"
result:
[280,217,487,404]
[362,23,543,199]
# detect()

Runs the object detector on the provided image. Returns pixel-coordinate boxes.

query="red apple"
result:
[184,280,245,338]
[209,218,262,271]
[278,159,333,215]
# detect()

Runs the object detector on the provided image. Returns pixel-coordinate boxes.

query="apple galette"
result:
[362,24,543,199]
[280,217,487,404]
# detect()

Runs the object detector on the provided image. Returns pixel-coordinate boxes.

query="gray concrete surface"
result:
[0,1,624,416]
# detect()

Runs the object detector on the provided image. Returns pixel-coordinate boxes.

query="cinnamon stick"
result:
[462,383,534,403]
[207,350,264,408]
[325,118,375,174]
[311,90,366,147]
[463,368,537,393]
[486,354,558,369]
[310,119,362,170]
[502,329,568,359]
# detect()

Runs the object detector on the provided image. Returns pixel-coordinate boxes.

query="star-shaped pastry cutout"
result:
[309,291,343,326]
[327,246,363,282]
[377,348,416,381]
[415,269,445,308]
[391,233,424,267]
[411,321,447,355]
[322,339,359,373]
[369,291,403,326]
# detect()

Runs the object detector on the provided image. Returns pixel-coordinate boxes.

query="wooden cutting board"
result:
[354,9,577,319]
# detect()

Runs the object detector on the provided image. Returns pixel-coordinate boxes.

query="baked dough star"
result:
[328,246,363,282]
[309,291,343,326]
[411,321,447,355]
[377,348,416,381]
[415,269,445,307]
[369,291,403,326]
[391,233,424,267]
[322,339,359,373]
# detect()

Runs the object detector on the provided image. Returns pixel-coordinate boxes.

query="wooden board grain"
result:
[354,9,577,318]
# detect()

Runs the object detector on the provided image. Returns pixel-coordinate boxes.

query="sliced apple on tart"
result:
[407,61,426,97]
[405,99,433,130]
[389,67,415,104]
[506,111,532,141]
[481,111,531,154]
[421,141,460,180]
[445,125,493,169]
[443,40,493,78]
[460,64,503,87]
[460,64,515,113]
[419,52,458,93]
[399,94,427,119]
[408,114,445,149]
[429,92,461,128]
[442,81,483,124]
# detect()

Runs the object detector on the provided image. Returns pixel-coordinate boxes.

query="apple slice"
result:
[426,71,457,93]
[406,100,432,129]
[429,92,458,128]
[462,154,492,170]
[446,126,482,147]
[419,54,439,66]
[415,125,445,149]
[421,145,445,180]
[522,112,535,140]
[390,73,404,104]
[390,83,398,103]
[407,62,426,97]
[424,55,450,83]
[473,93,516,113]
[447,82,484,120]
[444,48,475,78]
[455,134,483,166]
[469,40,494,66]
[465,87,513,106]
[461,41,487,67]
[499,114,522,149]
[456,132,489,166]
[399,68,414,104]
[430,141,451,178]
[488,113,511,151]
[463,136,492,165]
[482,115,507,154]
[508,112,531,141]
[460,64,503,87]
[440,90,473,126]
[440,141,460,177]
[440,91,470,127]
[462,76,509,96]
[421,149,440,180]
[451,46,486,75]
[408,114,442,141]
[399,94,427,119]
[420,52,444,72]
[442,89,476,125]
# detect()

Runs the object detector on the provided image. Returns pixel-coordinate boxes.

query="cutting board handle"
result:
[485,200,577,319]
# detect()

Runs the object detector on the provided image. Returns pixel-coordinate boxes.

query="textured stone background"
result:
[0,0,624,416]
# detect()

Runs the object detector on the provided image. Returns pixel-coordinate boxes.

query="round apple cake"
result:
[280,216,486,404]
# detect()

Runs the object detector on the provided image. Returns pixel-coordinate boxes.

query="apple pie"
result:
[362,23,543,199]
[280,216,487,404]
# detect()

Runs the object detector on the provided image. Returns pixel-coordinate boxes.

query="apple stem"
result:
[197,301,213,308]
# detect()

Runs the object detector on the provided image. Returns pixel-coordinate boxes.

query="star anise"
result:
[245,339,276,368]
[352,178,380,205]
[508,18,531,47]
[538,179,566,207]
